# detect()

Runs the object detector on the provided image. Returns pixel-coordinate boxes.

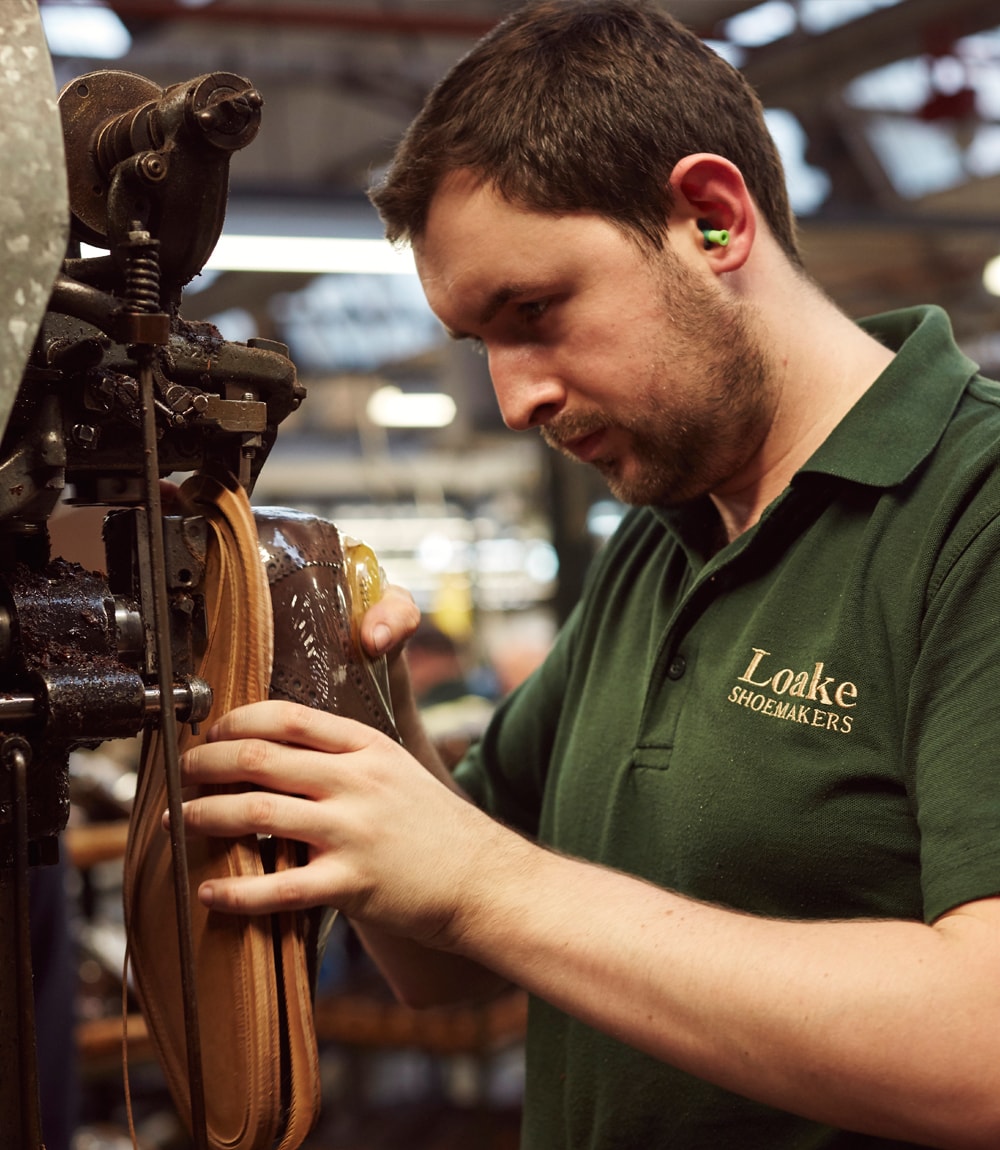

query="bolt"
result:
[137,152,167,183]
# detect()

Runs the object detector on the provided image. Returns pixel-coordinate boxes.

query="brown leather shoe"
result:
[125,480,400,1150]
[254,507,397,740]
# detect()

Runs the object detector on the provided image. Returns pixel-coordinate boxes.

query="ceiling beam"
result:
[742,0,1000,110]
[105,0,762,42]
[107,1,500,38]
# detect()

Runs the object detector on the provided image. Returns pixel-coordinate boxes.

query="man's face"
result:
[414,170,777,508]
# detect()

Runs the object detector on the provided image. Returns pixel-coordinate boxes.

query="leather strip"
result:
[123,474,321,1150]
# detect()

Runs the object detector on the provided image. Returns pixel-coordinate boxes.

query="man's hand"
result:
[171,699,505,947]
[357,579,421,661]
[357,580,422,726]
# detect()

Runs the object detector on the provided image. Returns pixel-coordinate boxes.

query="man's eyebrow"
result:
[445,281,539,341]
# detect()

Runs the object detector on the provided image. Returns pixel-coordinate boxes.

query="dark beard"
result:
[541,243,776,508]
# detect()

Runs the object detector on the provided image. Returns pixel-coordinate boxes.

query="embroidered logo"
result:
[727,647,857,735]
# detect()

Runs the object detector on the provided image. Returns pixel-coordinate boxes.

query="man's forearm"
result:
[352,921,509,1007]
[386,655,463,791]
[358,670,507,1003]
[443,831,1000,1149]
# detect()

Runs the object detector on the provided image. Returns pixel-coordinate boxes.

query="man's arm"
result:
[448,832,1000,1150]
[176,701,1000,1150]
[348,675,510,1006]
[340,587,510,1005]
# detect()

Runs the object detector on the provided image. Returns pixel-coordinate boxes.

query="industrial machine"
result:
[0,7,304,1145]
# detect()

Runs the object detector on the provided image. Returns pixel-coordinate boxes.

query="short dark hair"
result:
[369,0,801,265]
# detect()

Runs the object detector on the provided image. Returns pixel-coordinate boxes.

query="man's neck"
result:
[710,294,896,543]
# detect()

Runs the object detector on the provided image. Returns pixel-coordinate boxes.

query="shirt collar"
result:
[653,305,982,565]
[799,304,980,489]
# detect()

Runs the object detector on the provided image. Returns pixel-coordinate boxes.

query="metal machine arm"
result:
[0,11,305,1145]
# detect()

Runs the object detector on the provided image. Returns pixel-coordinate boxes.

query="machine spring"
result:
[124,226,162,314]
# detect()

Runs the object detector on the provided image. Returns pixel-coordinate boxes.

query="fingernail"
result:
[199,884,215,907]
[372,623,391,653]
[160,809,170,830]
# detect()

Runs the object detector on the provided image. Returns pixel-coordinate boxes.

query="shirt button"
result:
[667,655,687,680]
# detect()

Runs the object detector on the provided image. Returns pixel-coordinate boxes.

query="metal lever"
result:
[129,237,210,1150]
[0,678,213,728]
[0,736,45,1150]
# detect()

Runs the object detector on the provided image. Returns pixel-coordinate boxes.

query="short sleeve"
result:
[908,513,1000,921]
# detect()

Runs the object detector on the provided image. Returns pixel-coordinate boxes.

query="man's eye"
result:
[518,299,549,322]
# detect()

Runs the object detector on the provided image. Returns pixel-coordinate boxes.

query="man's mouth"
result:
[562,429,607,462]
[544,423,608,462]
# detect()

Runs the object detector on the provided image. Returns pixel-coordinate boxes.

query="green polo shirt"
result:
[456,306,1000,1149]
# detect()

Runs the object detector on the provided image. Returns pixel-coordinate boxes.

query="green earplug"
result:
[700,227,729,247]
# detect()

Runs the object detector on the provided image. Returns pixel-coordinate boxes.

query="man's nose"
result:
[487,345,565,432]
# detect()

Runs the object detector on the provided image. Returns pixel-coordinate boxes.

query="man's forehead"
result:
[421,170,518,245]
[416,176,539,279]
[435,166,489,200]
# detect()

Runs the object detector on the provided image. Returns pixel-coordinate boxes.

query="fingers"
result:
[176,787,326,846]
[359,582,420,658]
[169,781,353,915]
[205,699,376,753]
[182,704,386,800]
[179,741,326,803]
[172,695,439,922]
[198,865,339,915]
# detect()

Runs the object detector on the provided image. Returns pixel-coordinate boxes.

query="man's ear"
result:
[668,153,755,271]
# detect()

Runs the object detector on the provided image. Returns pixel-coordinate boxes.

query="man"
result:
[172,2,1000,1146]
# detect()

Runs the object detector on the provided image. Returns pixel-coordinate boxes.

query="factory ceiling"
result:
[35,0,1000,467]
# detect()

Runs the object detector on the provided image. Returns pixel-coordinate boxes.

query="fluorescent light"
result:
[984,254,1000,297]
[41,2,131,59]
[79,235,415,276]
[366,386,456,429]
[205,235,416,275]
[723,1,796,48]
